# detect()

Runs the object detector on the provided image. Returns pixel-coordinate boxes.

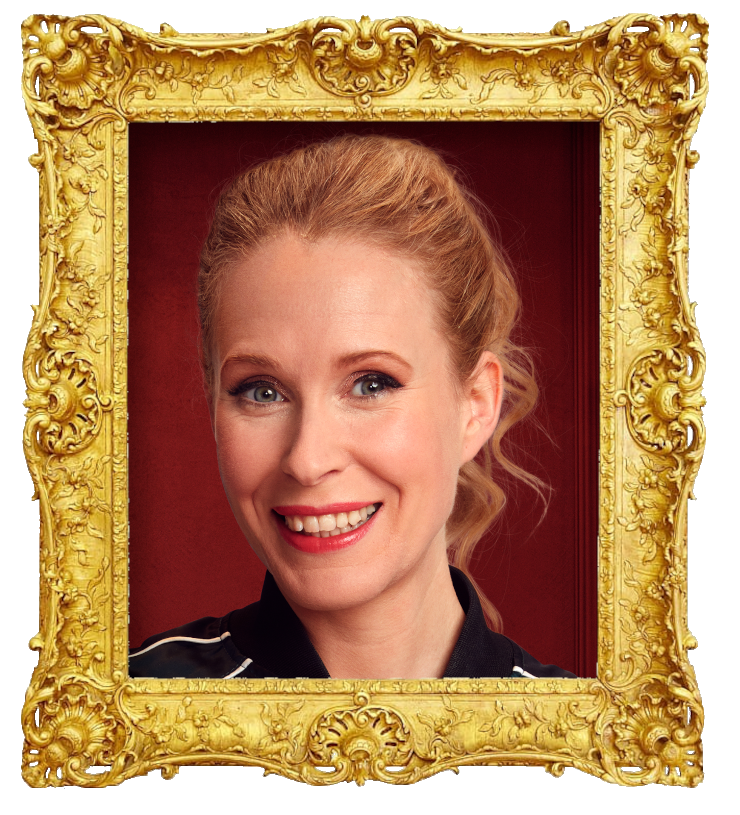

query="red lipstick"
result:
[274,507,380,553]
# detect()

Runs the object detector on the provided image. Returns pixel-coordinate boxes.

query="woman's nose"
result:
[280,403,351,486]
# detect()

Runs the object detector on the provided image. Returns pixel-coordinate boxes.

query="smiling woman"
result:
[129,134,575,680]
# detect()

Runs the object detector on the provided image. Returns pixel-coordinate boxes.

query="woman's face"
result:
[209,234,500,615]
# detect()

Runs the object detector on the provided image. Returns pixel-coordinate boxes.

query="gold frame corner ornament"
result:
[20,12,707,787]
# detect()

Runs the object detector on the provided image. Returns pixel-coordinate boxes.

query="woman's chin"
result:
[278,570,378,613]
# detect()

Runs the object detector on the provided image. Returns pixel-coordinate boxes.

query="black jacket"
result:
[130,566,575,679]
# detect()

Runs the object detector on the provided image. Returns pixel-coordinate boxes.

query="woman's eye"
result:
[351,375,401,398]
[243,383,284,403]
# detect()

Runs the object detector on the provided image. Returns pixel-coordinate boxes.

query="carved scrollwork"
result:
[25,350,109,455]
[253,52,306,99]
[617,348,705,455]
[605,684,702,786]
[123,692,250,766]
[478,50,601,106]
[306,692,420,784]
[22,679,126,787]
[310,17,418,105]
[46,552,110,665]
[611,14,708,113]
[257,700,306,760]
[417,695,473,757]
[22,16,127,117]
[129,55,246,106]
[420,52,467,99]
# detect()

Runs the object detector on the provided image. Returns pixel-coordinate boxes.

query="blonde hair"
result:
[199,134,546,631]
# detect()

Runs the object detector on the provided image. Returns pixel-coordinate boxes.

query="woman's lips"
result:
[275,505,380,553]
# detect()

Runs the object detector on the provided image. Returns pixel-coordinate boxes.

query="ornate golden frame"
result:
[20,13,707,787]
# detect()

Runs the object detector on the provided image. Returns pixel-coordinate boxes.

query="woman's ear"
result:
[460,351,503,464]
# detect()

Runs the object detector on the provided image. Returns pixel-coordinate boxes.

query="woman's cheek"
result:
[216,417,278,500]
[363,404,452,490]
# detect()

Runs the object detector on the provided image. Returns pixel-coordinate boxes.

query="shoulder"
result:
[502,636,576,679]
[129,611,264,679]
[128,572,330,680]
[446,566,576,678]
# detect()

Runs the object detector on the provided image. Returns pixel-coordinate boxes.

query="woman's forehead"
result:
[213,235,449,371]
[222,234,430,308]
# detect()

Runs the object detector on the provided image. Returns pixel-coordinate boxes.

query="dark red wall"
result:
[127,121,599,676]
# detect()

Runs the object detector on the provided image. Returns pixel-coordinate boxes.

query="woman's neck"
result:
[288,556,465,679]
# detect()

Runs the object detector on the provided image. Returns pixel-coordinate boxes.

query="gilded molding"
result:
[20,13,707,787]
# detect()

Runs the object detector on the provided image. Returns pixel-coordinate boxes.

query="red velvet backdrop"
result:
[128,121,599,676]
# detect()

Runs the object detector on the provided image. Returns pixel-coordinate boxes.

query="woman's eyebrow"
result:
[220,350,413,374]
[337,350,413,372]
[221,353,279,369]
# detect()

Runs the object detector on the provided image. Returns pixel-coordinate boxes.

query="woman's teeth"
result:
[282,504,378,537]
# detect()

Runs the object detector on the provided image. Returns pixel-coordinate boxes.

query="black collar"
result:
[227,566,515,678]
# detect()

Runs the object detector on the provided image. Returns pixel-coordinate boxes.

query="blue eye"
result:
[244,383,284,403]
[351,374,401,398]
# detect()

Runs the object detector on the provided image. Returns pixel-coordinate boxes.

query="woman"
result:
[130,134,574,680]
